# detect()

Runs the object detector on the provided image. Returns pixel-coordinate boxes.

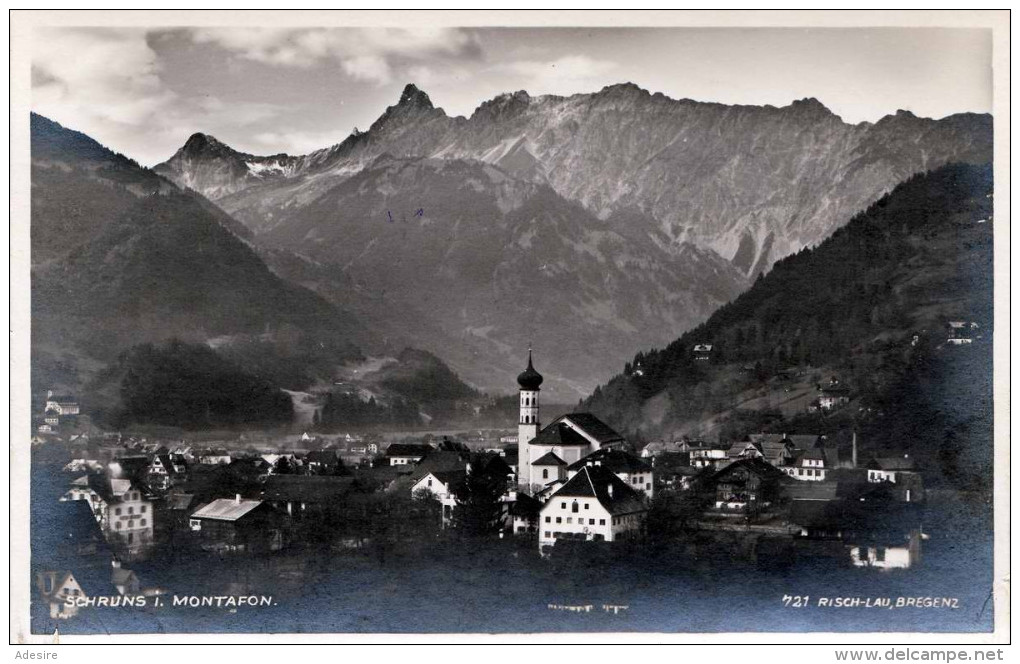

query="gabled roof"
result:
[533,451,566,466]
[431,469,468,488]
[509,493,542,518]
[165,493,196,511]
[709,457,788,484]
[868,456,916,471]
[263,476,354,504]
[415,450,469,475]
[305,450,341,465]
[191,498,264,522]
[567,448,651,474]
[546,465,646,516]
[385,443,433,457]
[530,422,591,447]
[560,413,626,446]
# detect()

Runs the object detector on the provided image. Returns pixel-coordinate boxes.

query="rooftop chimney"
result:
[235,493,241,504]
[607,484,614,498]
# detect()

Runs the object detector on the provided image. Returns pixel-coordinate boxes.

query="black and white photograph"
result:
[8,9,1010,649]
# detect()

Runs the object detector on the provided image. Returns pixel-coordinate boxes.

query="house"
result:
[816,386,851,411]
[947,321,980,345]
[385,443,433,466]
[410,469,467,526]
[726,437,796,468]
[110,560,141,595]
[538,465,647,551]
[849,531,923,570]
[705,457,787,515]
[45,390,80,415]
[198,449,232,465]
[189,496,282,553]
[411,469,467,525]
[692,344,713,361]
[44,409,61,426]
[783,446,839,481]
[688,442,731,468]
[101,481,154,560]
[262,475,354,517]
[304,449,343,474]
[35,570,86,619]
[566,448,655,498]
[509,493,542,535]
[866,456,916,484]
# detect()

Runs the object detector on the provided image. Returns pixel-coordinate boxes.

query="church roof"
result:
[560,414,626,445]
[516,351,544,390]
[530,422,591,447]
[533,451,566,466]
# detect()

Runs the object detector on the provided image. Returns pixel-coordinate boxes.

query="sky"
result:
[31,26,993,166]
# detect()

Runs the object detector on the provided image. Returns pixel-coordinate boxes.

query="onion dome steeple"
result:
[517,349,544,390]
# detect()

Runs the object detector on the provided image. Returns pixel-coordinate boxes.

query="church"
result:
[515,351,631,494]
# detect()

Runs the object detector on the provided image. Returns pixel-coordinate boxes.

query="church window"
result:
[542,469,548,479]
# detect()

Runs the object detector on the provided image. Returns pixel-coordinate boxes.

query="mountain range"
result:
[153,83,992,397]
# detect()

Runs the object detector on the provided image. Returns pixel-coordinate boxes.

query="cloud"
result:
[187,27,478,86]
[33,28,175,127]
[30,28,294,164]
[499,55,621,95]
[342,55,392,85]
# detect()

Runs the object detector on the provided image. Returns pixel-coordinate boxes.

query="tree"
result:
[451,460,507,536]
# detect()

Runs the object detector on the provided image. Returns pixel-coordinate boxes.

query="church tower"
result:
[517,349,543,490]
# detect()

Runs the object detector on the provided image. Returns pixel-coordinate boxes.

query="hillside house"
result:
[692,344,713,361]
[304,449,343,474]
[947,321,980,345]
[866,456,916,484]
[783,446,839,482]
[726,437,796,468]
[538,465,647,551]
[198,450,232,465]
[45,390,80,415]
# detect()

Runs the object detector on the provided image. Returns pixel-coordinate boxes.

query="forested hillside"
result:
[584,163,994,489]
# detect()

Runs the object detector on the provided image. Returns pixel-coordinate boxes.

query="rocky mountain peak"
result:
[397,83,434,110]
[181,132,236,158]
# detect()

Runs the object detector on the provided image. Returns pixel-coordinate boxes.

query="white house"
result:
[385,443,433,466]
[537,465,647,551]
[410,469,466,526]
[849,531,923,570]
[45,390,80,415]
[35,570,86,619]
[866,456,916,483]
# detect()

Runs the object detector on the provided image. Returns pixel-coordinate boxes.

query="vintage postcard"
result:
[8,10,1010,648]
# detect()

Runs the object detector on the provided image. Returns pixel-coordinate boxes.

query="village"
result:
[29,347,937,623]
